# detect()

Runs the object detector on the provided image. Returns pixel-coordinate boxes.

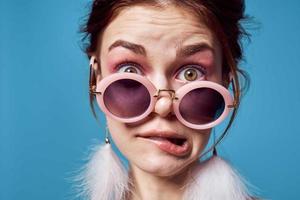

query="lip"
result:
[136,130,191,157]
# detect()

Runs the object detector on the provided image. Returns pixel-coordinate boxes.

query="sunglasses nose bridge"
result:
[153,89,177,118]
[153,89,179,101]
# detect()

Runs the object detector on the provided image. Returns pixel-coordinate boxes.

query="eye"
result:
[116,62,143,75]
[176,65,206,82]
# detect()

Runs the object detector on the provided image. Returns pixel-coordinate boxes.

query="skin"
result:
[92,4,223,200]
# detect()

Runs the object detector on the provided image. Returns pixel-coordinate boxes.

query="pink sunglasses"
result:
[90,67,236,130]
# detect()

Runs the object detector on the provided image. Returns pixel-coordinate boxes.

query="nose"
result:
[154,90,174,117]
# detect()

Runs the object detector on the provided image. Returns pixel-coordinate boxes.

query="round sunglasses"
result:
[90,71,236,130]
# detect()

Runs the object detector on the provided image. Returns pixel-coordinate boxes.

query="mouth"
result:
[136,130,191,157]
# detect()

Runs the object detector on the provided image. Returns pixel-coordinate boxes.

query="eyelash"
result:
[174,64,207,77]
[115,60,207,79]
[115,60,145,74]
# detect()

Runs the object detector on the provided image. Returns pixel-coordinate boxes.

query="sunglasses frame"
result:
[91,72,236,130]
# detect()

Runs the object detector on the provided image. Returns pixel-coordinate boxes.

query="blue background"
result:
[1,0,299,199]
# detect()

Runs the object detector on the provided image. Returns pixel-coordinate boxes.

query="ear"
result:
[90,55,99,71]
[89,55,102,93]
[89,56,96,69]
[89,55,102,81]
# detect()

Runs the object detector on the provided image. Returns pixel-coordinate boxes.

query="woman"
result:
[76,0,258,199]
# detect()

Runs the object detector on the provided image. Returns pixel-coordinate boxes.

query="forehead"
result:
[100,5,217,54]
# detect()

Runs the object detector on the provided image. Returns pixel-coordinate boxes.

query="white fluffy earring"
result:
[183,147,254,200]
[75,126,129,200]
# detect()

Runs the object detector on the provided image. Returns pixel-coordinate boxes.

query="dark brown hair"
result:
[81,0,251,152]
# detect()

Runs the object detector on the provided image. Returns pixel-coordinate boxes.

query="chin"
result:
[130,153,193,177]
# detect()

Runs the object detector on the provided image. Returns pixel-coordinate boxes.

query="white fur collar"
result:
[75,144,255,200]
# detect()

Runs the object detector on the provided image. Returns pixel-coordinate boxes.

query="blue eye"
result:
[117,63,143,75]
[176,65,206,82]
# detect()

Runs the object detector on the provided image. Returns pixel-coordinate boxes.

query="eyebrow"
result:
[108,40,214,57]
[177,43,215,57]
[108,40,147,56]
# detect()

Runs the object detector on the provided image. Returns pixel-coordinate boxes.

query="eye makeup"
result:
[104,43,216,81]
[105,48,151,74]
[116,61,144,75]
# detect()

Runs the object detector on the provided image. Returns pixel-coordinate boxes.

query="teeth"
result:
[148,136,167,141]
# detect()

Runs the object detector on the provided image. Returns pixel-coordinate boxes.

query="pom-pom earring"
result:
[76,126,129,200]
[183,147,253,200]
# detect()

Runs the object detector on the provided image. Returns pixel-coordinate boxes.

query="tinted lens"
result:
[179,88,225,125]
[103,79,151,118]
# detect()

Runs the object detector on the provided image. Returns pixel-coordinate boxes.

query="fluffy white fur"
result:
[75,144,254,200]
[75,143,129,200]
[183,156,252,200]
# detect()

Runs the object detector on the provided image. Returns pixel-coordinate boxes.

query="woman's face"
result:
[95,5,223,177]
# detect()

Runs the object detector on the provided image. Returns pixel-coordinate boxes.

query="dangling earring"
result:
[104,125,111,144]
[183,130,254,200]
[75,125,129,200]
[212,129,218,157]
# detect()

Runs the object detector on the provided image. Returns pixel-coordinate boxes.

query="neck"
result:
[127,162,198,200]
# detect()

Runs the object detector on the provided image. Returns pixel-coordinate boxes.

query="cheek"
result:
[106,117,141,161]
[106,117,130,150]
